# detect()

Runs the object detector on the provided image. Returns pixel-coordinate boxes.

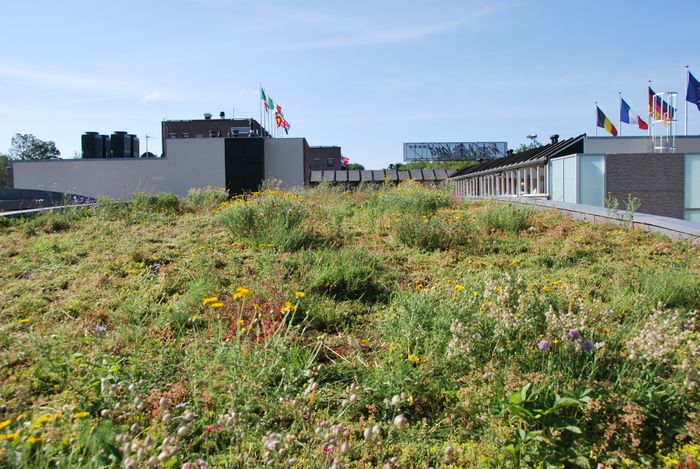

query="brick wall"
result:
[605,153,684,219]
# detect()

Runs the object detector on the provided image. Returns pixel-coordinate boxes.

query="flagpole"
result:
[595,101,598,137]
[685,65,689,136]
[618,92,622,136]
[648,80,652,137]
[259,82,263,137]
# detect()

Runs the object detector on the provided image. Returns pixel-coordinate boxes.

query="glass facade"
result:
[579,154,605,207]
[685,154,700,222]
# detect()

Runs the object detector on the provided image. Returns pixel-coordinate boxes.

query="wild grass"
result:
[130,192,181,213]
[0,183,698,468]
[478,201,535,234]
[217,189,317,251]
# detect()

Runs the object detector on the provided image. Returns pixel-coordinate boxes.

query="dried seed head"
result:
[393,414,408,429]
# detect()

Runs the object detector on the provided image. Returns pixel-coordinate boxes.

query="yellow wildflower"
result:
[73,412,89,419]
[600,326,611,334]
[202,297,219,305]
[511,259,522,265]
[237,319,245,326]
[127,269,138,275]
[280,301,297,313]
[295,291,306,299]
[551,280,562,286]
[233,287,253,299]
[416,283,425,292]
[0,433,19,441]
[28,437,43,444]
[408,354,422,364]
[0,420,11,430]
[473,291,482,297]
[209,302,225,309]
[19,319,29,324]
[552,339,560,345]
[35,416,54,425]
[454,284,465,292]
[252,303,263,312]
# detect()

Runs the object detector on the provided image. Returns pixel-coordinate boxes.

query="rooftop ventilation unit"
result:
[220,111,225,119]
[203,113,212,120]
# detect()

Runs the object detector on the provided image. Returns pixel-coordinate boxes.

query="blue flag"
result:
[620,98,632,124]
[688,70,700,111]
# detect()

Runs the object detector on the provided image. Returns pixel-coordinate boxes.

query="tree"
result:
[9,133,60,160]
[513,139,543,154]
[346,163,364,170]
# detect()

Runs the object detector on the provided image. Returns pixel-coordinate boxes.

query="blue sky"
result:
[1,0,697,168]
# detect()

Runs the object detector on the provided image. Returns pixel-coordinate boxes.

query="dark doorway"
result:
[224,138,264,195]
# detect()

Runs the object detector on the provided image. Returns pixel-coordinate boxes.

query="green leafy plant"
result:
[503,383,593,468]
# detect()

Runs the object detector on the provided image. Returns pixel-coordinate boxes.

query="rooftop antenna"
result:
[145,134,152,157]
[526,134,537,146]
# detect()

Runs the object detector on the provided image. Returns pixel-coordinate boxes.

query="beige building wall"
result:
[12,139,226,200]
[585,135,700,154]
[264,138,305,189]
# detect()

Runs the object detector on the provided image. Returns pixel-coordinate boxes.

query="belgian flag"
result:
[596,106,618,136]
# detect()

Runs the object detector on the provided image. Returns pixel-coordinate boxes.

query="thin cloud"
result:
[268,7,498,51]
[141,92,163,103]
[0,63,131,94]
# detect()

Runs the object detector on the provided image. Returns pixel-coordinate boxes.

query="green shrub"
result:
[306,247,390,302]
[218,191,315,251]
[130,192,181,212]
[478,202,535,234]
[392,211,474,250]
[375,180,452,215]
[186,186,229,211]
[19,207,91,236]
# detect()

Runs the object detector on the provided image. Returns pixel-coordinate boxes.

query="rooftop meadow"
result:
[0,182,698,468]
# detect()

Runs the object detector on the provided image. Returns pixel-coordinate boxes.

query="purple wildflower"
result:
[537,339,551,351]
[581,340,593,352]
[204,425,223,433]
[567,329,581,340]
[175,401,190,408]
[152,263,161,274]
[95,325,107,332]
